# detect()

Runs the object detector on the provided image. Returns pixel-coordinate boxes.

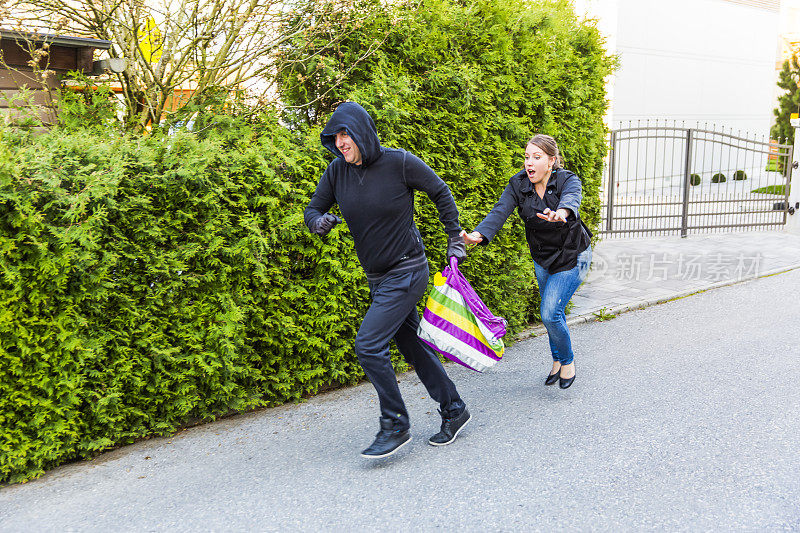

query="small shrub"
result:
[689,173,701,186]
[733,170,747,180]
[711,173,727,183]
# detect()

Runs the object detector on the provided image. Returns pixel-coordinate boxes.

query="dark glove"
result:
[312,213,341,235]
[447,235,467,264]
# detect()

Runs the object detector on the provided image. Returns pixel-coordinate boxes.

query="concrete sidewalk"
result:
[543,229,800,334]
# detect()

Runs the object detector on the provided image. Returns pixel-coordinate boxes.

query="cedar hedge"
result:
[1,120,370,483]
[1,0,613,483]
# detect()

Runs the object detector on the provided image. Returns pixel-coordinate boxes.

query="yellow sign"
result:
[792,113,799,120]
[138,17,163,63]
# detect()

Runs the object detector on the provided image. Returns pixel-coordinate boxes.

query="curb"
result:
[515,263,800,341]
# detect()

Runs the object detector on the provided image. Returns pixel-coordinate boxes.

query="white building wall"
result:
[576,0,782,136]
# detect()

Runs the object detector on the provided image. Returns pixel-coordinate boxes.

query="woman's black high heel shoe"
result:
[545,369,560,386]
[559,372,575,389]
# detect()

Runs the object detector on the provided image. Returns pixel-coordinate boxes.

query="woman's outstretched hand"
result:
[536,208,569,223]
[460,229,484,246]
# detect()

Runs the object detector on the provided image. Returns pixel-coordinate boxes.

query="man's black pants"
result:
[355,264,465,431]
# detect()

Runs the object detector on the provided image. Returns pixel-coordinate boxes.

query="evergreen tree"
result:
[771,54,800,145]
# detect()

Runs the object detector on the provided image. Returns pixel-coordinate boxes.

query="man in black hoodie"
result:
[304,102,470,458]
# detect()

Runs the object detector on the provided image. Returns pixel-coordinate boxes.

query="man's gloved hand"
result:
[312,213,342,235]
[447,235,467,264]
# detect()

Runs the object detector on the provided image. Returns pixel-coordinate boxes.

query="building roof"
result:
[0,29,111,49]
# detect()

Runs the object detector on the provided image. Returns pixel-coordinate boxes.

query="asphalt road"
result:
[2,269,799,531]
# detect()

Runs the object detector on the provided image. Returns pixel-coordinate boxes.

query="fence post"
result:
[606,131,616,233]
[786,117,800,234]
[680,128,693,238]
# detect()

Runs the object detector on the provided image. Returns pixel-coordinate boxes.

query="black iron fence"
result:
[600,121,794,237]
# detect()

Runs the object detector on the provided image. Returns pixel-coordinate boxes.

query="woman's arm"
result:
[470,180,520,245]
[556,173,583,218]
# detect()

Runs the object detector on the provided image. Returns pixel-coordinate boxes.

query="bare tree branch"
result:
[4,0,380,131]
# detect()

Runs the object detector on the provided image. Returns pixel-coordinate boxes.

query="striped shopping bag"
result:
[417,257,507,372]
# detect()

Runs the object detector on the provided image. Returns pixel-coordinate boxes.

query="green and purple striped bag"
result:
[418,257,507,372]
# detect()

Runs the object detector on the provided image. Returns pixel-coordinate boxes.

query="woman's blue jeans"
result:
[533,247,592,366]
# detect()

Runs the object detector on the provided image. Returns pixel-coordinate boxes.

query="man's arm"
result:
[304,168,340,235]
[403,152,466,262]
[402,152,461,236]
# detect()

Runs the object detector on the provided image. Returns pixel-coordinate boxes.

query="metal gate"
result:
[601,121,794,237]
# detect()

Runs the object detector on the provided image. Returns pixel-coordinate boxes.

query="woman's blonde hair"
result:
[528,134,562,170]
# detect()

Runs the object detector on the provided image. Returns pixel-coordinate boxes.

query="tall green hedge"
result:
[279,0,614,323]
[1,0,612,483]
[0,120,371,483]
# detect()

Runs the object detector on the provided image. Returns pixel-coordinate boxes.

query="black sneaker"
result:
[428,407,471,446]
[360,418,412,458]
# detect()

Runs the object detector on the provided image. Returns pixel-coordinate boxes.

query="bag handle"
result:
[445,257,507,338]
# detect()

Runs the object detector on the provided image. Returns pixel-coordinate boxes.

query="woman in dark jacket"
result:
[462,134,592,389]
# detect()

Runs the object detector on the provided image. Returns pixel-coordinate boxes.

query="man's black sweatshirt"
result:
[304,102,461,280]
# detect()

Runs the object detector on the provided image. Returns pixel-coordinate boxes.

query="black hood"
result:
[320,102,383,167]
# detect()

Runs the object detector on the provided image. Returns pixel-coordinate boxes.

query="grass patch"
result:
[751,185,786,195]
[592,307,616,321]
